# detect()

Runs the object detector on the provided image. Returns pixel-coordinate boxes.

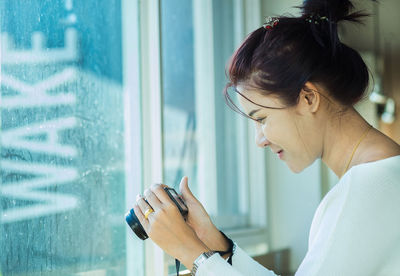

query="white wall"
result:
[265,151,322,272]
[262,0,302,18]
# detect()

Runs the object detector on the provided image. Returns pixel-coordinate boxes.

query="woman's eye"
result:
[256,117,266,124]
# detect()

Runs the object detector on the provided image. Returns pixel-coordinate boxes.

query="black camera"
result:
[125,187,188,240]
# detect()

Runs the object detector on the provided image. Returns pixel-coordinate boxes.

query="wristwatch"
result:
[191,251,216,276]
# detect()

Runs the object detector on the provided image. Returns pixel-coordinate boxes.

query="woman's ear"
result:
[297,82,321,114]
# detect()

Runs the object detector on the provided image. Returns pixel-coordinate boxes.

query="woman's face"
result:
[236,84,321,173]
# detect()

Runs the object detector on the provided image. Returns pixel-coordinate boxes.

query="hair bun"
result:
[295,0,375,58]
[298,0,373,24]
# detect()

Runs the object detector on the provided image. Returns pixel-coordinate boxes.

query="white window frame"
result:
[122,0,146,275]
[139,0,167,275]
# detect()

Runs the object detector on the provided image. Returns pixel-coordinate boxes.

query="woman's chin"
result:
[286,161,307,174]
[287,158,316,173]
[289,166,304,174]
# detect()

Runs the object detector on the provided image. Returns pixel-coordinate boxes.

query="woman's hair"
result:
[224,0,376,108]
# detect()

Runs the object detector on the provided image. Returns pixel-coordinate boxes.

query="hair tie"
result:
[263,16,279,30]
[305,14,333,25]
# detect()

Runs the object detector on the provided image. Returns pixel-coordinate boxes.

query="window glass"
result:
[212,0,248,227]
[160,0,248,235]
[1,0,135,275]
[160,1,250,272]
[161,0,196,193]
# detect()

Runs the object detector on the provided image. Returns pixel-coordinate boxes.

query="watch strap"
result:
[191,251,216,276]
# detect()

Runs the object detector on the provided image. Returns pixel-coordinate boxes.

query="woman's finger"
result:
[179,176,195,202]
[150,184,175,206]
[136,195,154,225]
[133,202,149,232]
[144,188,163,211]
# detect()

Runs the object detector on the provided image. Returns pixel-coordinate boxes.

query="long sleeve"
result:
[295,158,400,276]
[196,243,277,276]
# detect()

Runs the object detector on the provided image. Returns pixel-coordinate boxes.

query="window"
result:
[1,0,142,275]
[161,0,250,230]
[157,0,269,273]
[1,0,269,275]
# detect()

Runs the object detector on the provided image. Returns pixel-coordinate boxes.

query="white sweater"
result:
[197,155,400,276]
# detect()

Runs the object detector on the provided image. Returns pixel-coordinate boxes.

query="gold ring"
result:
[144,208,154,220]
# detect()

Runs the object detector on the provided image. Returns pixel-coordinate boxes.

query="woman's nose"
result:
[256,135,270,148]
[255,127,270,148]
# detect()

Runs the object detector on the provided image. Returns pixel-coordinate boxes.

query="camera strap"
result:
[174,230,234,276]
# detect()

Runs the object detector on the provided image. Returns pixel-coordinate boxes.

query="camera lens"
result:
[125,208,149,240]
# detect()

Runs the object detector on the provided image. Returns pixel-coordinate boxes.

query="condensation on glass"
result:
[1,1,128,275]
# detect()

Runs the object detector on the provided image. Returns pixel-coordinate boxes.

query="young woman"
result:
[133,0,400,275]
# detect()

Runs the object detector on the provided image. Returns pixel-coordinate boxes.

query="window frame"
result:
[138,0,167,275]
[121,0,146,275]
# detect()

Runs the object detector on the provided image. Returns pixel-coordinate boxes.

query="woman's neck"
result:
[321,108,372,178]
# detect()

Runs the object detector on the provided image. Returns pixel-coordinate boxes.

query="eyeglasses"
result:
[224,86,286,123]
[224,85,336,123]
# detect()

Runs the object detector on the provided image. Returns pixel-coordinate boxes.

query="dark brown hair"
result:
[224,0,377,110]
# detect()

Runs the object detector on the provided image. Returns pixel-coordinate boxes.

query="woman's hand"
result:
[133,184,209,269]
[179,177,231,256]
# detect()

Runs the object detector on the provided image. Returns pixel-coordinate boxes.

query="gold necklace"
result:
[341,124,372,177]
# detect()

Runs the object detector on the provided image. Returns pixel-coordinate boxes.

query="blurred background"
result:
[0,0,398,276]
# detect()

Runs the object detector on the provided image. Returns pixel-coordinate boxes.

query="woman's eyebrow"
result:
[248,109,261,117]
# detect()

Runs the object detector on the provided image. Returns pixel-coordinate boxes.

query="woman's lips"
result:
[277,150,284,159]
